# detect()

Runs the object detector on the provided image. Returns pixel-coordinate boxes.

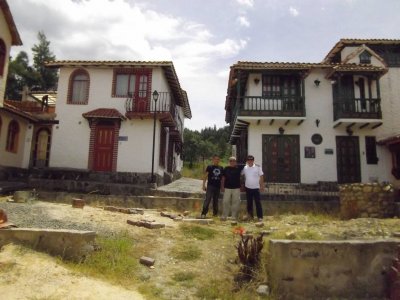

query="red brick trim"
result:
[67,68,90,105]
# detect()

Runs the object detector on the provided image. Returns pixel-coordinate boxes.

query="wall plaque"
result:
[311,134,323,145]
[118,136,128,141]
[324,149,334,155]
[305,146,316,158]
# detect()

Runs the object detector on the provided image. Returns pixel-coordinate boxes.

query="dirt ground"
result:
[1,197,400,299]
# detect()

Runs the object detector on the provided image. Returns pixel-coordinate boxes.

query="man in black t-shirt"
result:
[201,155,223,218]
[221,156,245,220]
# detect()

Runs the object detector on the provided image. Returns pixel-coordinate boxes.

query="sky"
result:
[7,0,400,130]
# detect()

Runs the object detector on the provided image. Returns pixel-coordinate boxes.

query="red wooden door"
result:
[93,125,115,171]
[136,73,149,112]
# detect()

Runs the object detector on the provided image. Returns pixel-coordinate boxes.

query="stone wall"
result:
[268,239,400,300]
[340,182,396,219]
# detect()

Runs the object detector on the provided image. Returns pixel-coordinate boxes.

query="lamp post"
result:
[151,90,159,184]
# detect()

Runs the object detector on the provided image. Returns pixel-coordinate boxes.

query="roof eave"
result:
[0,0,22,45]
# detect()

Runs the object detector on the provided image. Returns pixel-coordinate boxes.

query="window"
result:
[115,73,135,97]
[0,39,6,76]
[262,75,300,98]
[67,69,90,104]
[365,136,378,164]
[112,69,150,98]
[6,120,19,153]
[359,51,371,64]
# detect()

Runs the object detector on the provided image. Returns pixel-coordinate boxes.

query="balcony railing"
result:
[125,92,175,116]
[232,95,305,121]
[125,92,183,136]
[333,98,382,120]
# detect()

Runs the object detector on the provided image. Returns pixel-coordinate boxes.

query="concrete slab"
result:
[0,228,96,261]
[179,218,214,225]
[268,239,400,299]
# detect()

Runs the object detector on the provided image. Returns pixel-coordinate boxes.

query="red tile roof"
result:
[82,108,126,120]
[1,103,38,122]
[323,38,400,63]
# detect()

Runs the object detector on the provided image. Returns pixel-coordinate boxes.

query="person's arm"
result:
[259,175,265,192]
[202,169,208,191]
[221,176,225,192]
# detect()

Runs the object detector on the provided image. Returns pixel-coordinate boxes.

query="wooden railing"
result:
[333,98,382,120]
[231,95,305,123]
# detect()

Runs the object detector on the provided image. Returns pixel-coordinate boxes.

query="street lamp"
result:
[151,90,159,184]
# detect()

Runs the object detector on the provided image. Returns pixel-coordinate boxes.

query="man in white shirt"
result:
[241,155,265,221]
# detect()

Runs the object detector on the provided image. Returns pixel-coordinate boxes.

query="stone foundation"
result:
[340,183,396,219]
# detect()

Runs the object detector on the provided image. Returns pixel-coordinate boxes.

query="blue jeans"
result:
[201,185,220,216]
[245,188,263,219]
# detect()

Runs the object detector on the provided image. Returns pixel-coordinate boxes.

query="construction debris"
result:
[140,256,155,267]
[72,198,85,209]
[127,219,165,229]
[104,206,144,215]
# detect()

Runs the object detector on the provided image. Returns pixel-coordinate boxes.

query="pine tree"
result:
[31,31,58,90]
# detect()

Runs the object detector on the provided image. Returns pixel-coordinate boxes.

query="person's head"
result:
[212,155,220,165]
[246,155,255,166]
[228,156,237,166]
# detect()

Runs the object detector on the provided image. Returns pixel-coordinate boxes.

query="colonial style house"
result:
[225,39,400,186]
[45,60,191,184]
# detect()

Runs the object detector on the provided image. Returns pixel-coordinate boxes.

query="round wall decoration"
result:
[311,134,323,145]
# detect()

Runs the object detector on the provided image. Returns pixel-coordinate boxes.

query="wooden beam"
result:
[333,122,342,128]
[297,119,304,126]
[346,123,355,129]
[269,119,274,125]
[359,123,369,129]
[372,122,383,129]
[285,120,290,126]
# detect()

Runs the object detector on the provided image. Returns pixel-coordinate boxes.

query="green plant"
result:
[179,224,218,240]
[64,232,139,286]
[236,233,265,282]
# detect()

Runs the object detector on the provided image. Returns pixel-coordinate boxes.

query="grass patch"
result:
[172,271,197,282]
[179,224,218,240]
[171,244,202,261]
[138,283,164,300]
[64,232,139,286]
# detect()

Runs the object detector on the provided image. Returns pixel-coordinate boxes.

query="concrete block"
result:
[268,239,400,299]
[180,218,214,225]
[140,256,155,267]
[256,285,270,296]
[0,228,96,261]
[127,219,165,229]
[72,198,85,208]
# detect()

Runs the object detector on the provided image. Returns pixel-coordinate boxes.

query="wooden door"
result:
[34,128,51,167]
[263,135,300,183]
[336,136,361,183]
[136,73,149,112]
[93,125,115,172]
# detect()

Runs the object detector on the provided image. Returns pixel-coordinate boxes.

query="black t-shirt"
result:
[206,165,223,187]
[223,165,245,189]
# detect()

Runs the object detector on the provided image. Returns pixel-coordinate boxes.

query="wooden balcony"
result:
[333,98,382,120]
[125,92,183,139]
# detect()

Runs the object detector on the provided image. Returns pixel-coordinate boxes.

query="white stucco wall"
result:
[0,8,13,107]
[242,66,396,184]
[0,111,33,168]
[50,65,183,175]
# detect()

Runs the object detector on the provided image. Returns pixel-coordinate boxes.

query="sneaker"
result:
[220,216,227,221]
[258,218,263,222]
[200,214,206,219]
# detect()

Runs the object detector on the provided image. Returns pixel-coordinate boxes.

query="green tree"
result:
[31,31,58,90]
[5,51,39,100]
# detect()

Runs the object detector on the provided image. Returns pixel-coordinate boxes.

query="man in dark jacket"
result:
[201,155,223,218]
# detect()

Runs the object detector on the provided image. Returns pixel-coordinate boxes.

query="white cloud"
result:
[236,0,254,8]
[289,6,299,17]
[237,16,250,27]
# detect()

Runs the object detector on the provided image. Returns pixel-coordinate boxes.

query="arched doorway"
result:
[33,128,51,167]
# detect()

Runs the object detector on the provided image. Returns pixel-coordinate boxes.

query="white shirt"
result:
[242,164,264,189]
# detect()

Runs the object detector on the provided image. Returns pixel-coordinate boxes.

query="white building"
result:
[225,39,400,186]
[46,61,191,184]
